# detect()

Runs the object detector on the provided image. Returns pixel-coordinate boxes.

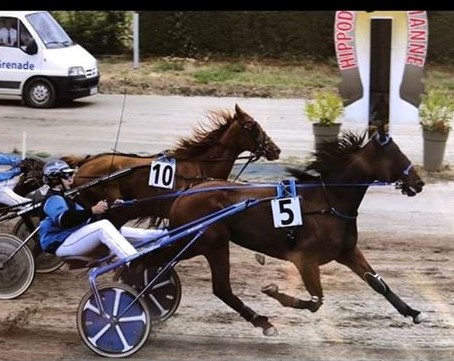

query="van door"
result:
[0,16,41,96]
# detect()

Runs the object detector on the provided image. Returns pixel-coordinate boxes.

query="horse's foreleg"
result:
[205,248,278,336]
[336,246,426,324]
[261,263,323,313]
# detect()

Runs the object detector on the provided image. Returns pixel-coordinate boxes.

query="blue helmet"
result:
[43,160,74,185]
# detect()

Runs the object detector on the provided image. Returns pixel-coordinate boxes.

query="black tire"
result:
[13,217,64,273]
[24,77,56,108]
[77,283,151,358]
[0,233,35,299]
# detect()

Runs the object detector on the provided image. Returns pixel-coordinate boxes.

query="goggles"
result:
[60,169,75,180]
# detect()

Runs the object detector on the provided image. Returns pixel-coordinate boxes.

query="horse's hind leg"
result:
[261,262,324,313]
[336,246,426,324]
[205,247,278,336]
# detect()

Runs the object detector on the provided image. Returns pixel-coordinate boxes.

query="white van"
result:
[0,11,99,108]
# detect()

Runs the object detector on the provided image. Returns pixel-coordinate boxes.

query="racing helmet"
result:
[43,160,75,185]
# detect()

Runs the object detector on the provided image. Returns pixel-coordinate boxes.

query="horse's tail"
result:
[60,154,91,168]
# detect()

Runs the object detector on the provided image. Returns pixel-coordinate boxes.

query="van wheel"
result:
[24,78,56,108]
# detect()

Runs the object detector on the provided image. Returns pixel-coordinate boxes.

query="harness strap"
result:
[232,153,256,182]
[317,177,358,220]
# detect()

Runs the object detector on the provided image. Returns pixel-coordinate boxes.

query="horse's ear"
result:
[235,103,245,116]
[377,122,387,143]
[235,104,254,129]
[373,122,392,146]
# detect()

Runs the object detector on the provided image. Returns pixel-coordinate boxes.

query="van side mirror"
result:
[25,39,37,55]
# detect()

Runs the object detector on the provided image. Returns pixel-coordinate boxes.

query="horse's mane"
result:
[286,131,367,180]
[168,110,235,158]
[21,156,45,167]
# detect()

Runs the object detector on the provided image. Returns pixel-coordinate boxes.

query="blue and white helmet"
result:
[42,160,75,185]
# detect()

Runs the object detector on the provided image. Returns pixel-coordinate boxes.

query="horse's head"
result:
[13,157,45,196]
[233,104,281,161]
[366,128,425,196]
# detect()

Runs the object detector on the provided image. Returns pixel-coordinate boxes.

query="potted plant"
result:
[304,90,344,151]
[419,88,454,171]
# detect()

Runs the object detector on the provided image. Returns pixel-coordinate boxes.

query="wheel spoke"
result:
[119,313,147,323]
[84,299,101,315]
[151,278,173,290]
[114,325,133,352]
[88,323,112,345]
[112,288,123,316]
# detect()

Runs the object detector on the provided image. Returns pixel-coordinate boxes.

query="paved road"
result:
[1,94,453,167]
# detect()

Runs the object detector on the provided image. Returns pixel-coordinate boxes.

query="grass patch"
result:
[97,56,454,100]
[153,61,185,72]
[192,63,246,83]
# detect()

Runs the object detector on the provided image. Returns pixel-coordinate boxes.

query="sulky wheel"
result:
[120,264,182,323]
[0,233,35,300]
[77,282,151,358]
[136,266,182,323]
[13,217,64,273]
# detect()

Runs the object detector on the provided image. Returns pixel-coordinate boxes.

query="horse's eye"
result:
[249,123,260,136]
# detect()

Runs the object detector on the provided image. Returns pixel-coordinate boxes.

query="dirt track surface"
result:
[0,95,454,360]
[1,181,454,361]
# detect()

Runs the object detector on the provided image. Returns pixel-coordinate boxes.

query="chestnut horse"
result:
[132,130,425,335]
[61,104,281,227]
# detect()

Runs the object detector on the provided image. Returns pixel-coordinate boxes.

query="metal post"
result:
[22,131,26,159]
[133,12,139,69]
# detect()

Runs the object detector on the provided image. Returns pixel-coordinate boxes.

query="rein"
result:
[231,153,258,182]
[108,180,396,212]
[75,152,260,184]
[318,177,359,220]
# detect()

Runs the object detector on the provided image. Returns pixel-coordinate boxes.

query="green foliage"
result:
[304,91,344,126]
[153,61,185,72]
[51,11,132,55]
[35,11,454,65]
[192,63,246,83]
[139,11,334,59]
[419,88,454,134]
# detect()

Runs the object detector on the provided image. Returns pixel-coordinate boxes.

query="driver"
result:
[0,153,32,207]
[39,159,143,261]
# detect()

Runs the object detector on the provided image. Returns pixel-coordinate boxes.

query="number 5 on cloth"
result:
[271,197,303,228]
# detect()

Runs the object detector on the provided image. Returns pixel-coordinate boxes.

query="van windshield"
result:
[26,11,75,48]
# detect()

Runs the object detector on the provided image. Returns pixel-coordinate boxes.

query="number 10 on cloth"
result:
[149,158,176,189]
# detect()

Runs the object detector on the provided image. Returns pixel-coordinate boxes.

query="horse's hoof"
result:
[261,283,278,295]
[255,253,266,265]
[263,326,278,336]
[413,312,427,324]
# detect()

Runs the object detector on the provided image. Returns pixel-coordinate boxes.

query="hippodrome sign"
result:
[334,11,428,129]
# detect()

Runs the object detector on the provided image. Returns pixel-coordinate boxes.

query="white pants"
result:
[55,220,168,260]
[56,219,138,260]
[120,226,168,245]
[0,186,31,206]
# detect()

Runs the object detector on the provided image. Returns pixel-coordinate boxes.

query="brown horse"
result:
[137,129,425,335]
[61,104,281,226]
